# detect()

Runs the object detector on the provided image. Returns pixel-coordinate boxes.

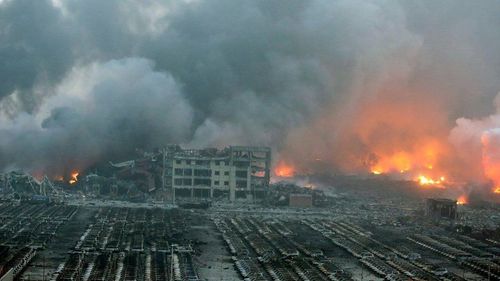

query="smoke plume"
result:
[0,0,500,189]
[450,93,500,191]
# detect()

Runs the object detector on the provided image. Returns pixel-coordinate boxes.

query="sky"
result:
[0,0,500,180]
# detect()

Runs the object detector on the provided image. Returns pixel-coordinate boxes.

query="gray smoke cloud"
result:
[0,0,499,178]
[0,58,192,174]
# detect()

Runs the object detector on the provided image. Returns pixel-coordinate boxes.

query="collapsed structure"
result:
[0,171,61,200]
[162,146,271,202]
[0,145,271,203]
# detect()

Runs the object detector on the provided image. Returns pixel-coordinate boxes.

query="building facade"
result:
[163,146,271,202]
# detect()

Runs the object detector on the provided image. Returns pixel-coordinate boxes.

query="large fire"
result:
[274,69,500,203]
[281,89,462,189]
[274,161,295,177]
[69,172,79,185]
[369,151,412,175]
[352,92,457,187]
[371,164,447,187]
[368,142,449,188]
[278,93,456,187]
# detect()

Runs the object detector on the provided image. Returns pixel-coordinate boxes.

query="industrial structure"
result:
[163,145,271,202]
[108,145,272,202]
[425,198,457,220]
[0,172,60,198]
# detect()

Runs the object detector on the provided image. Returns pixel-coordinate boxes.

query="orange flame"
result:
[280,87,467,189]
[456,194,468,205]
[366,137,451,184]
[369,149,449,188]
[274,161,295,177]
[416,175,446,187]
[69,172,79,184]
[369,151,412,175]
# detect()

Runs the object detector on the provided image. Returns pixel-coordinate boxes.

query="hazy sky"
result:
[0,0,499,177]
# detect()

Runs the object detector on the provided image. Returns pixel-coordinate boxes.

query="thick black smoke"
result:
[0,0,499,176]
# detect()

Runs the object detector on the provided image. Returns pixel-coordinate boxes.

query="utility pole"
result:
[162,147,166,192]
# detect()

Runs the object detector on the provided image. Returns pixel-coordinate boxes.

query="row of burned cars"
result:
[0,202,78,248]
[307,218,500,281]
[54,207,201,281]
[214,213,500,281]
[214,216,355,281]
[0,202,78,280]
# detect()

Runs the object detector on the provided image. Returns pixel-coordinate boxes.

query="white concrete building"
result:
[164,146,271,202]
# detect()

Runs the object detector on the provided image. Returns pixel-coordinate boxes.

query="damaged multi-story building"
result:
[161,145,271,202]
